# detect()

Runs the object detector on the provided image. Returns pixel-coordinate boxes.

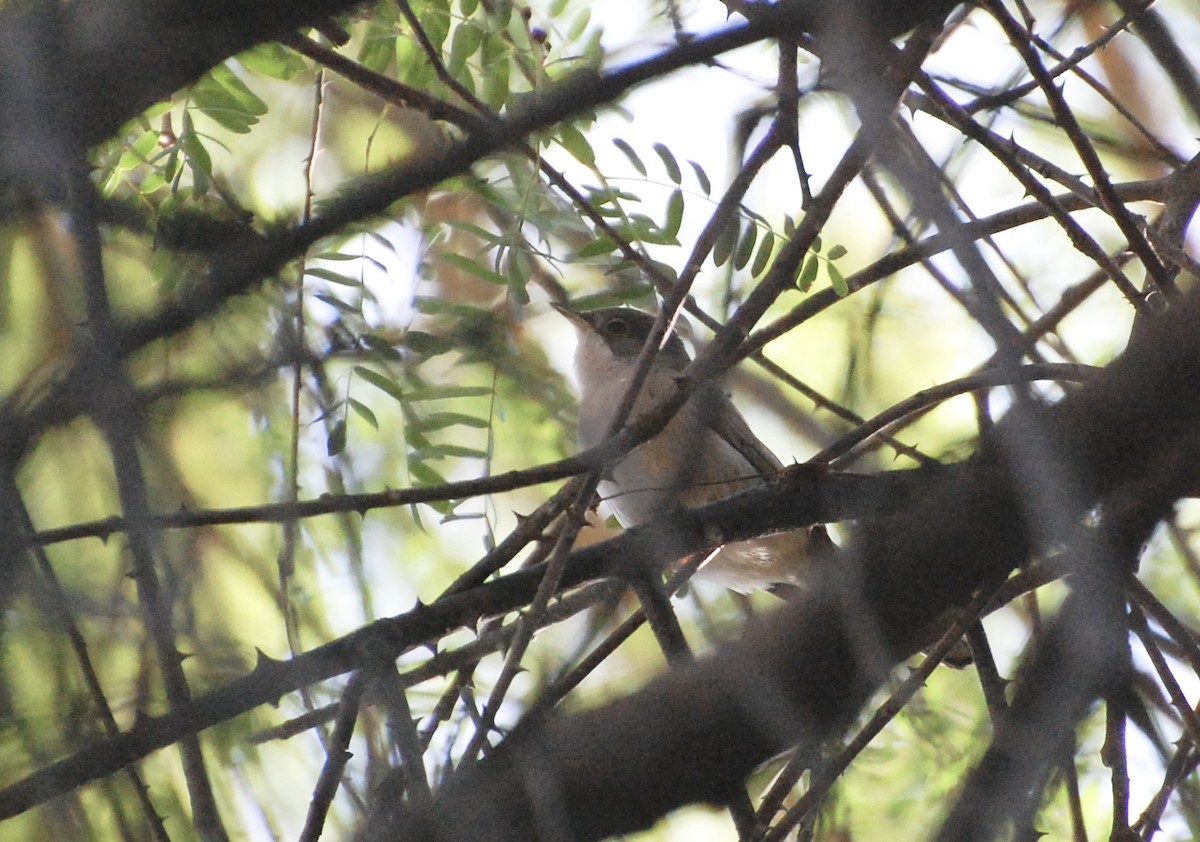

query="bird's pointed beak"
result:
[551,302,592,333]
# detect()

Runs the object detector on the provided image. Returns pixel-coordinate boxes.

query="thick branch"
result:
[366,292,1200,841]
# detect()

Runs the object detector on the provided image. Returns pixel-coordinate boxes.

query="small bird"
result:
[554,303,811,592]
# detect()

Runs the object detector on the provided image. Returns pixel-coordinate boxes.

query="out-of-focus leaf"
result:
[613,138,647,176]
[622,214,676,246]
[829,262,849,296]
[414,296,489,317]
[663,190,684,240]
[419,443,489,460]
[568,284,656,311]
[505,248,533,305]
[360,334,404,359]
[712,218,737,267]
[306,267,362,286]
[558,123,596,167]
[418,2,452,51]
[354,366,405,403]
[238,43,307,80]
[751,228,775,278]
[179,118,212,195]
[404,330,456,356]
[572,236,617,260]
[314,293,359,314]
[566,7,591,42]
[734,222,758,271]
[421,412,490,431]
[652,142,682,184]
[190,64,266,133]
[407,385,493,401]
[438,253,509,286]
[348,398,379,430]
[449,22,484,75]
[798,255,819,291]
[327,419,347,456]
[481,54,510,109]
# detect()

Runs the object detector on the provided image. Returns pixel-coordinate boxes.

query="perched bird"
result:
[554,303,811,592]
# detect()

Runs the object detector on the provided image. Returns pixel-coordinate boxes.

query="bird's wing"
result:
[704,385,784,477]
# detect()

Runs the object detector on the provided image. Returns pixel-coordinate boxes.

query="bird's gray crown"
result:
[577,307,691,369]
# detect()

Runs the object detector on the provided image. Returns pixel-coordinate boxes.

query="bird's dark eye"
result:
[605,318,629,336]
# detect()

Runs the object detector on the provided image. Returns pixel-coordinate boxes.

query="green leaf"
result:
[652,142,681,184]
[586,185,641,206]
[407,385,493,401]
[348,398,379,430]
[438,253,509,285]
[558,123,596,166]
[567,283,655,311]
[734,222,758,271]
[505,248,533,305]
[566,7,591,43]
[191,64,267,133]
[644,260,678,283]
[140,168,170,195]
[449,22,484,75]
[422,443,489,460]
[571,236,617,260]
[362,34,397,74]
[101,168,124,198]
[441,510,485,524]
[828,262,849,296]
[180,130,211,178]
[313,293,359,314]
[622,214,676,246]
[612,138,647,176]
[210,63,268,114]
[443,220,504,245]
[481,26,507,64]
[663,190,684,239]
[305,267,361,286]
[417,4,452,50]
[797,255,819,291]
[421,412,490,431]
[179,113,212,195]
[327,419,347,456]
[689,160,711,195]
[454,67,477,97]
[413,296,488,317]
[237,43,307,80]
[405,418,431,450]
[403,331,455,356]
[354,366,405,403]
[481,54,510,109]
[365,229,400,254]
[712,218,737,267]
[827,243,848,260]
[408,460,450,489]
[132,130,159,159]
[491,0,513,28]
[358,335,402,360]
[751,228,775,278]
